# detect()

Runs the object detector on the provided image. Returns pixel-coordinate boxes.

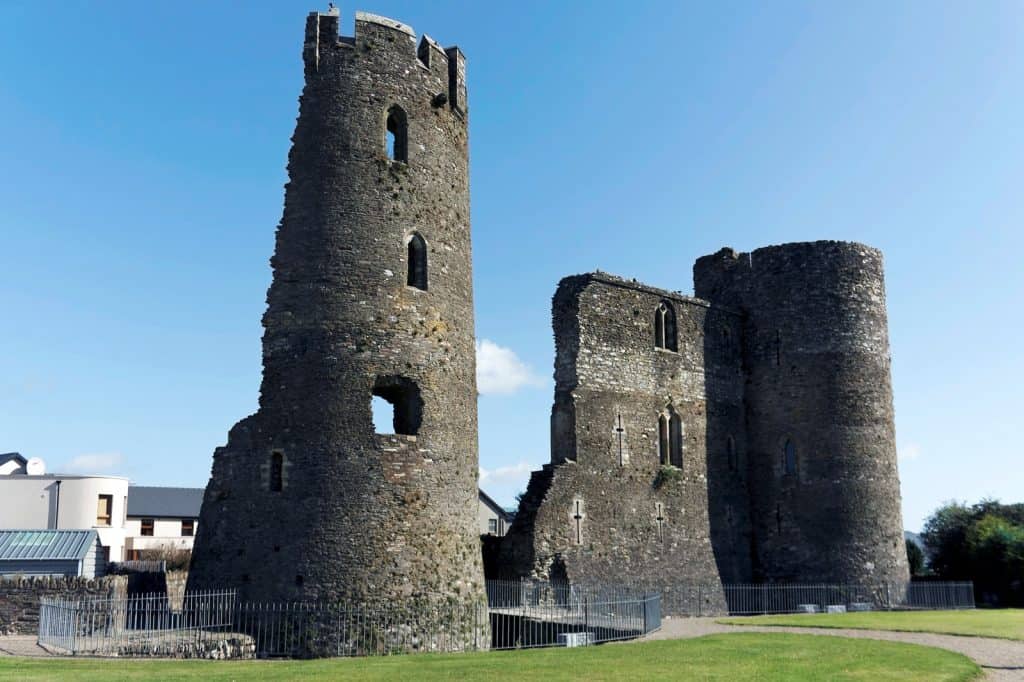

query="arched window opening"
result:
[385,105,408,162]
[371,395,393,433]
[654,301,678,351]
[727,435,737,472]
[270,451,284,492]
[669,410,683,468]
[783,439,797,476]
[657,414,670,465]
[407,233,428,290]
[372,376,423,435]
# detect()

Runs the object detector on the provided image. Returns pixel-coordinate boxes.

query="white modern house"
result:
[2,451,515,561]
[478,489,514,537]
[0,454,129,563]
[124,487,203,560]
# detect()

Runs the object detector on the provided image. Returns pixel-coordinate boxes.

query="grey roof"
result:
[0,452,26,467]
[478,489,514,522]
[127,486,204,518]
[0,530,97,561]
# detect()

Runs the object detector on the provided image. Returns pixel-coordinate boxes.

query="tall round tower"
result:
[694,241,909,585]
[189,8,485,610]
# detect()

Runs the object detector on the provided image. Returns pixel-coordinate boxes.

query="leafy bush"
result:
[922,499,1024,606]
[653,465,683,488]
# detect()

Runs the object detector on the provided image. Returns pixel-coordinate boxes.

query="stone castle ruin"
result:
[189,8,485,610]
[500,244,910,609]
[190,8,909,615]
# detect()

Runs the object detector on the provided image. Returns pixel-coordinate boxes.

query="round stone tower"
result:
[189,8,485,611]
[694,241,909,585]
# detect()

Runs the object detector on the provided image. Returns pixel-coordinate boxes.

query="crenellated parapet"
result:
[303,8,467,115]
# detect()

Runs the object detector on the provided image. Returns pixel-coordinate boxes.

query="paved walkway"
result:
[644,617,1024,680]
[0,635,51,658]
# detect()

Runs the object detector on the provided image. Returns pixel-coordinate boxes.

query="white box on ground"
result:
[826,605,847,614]
[557,632,593,647]
[796,604,818,613]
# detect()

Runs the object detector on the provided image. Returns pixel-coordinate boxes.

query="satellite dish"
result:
[26,458,46,475]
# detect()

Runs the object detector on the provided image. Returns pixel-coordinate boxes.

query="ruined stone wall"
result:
[1,575,127,635]
[501,273,735,613]
[190,9,485,610]
[694,241,909,585]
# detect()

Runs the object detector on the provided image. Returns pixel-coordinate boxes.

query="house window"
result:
[96,495,113,527]
[654,301,678,351]
[385,105,408,162]
[181,519,195,537]
[372,376,423,435]
[783,439,797,475]
[270,451,284,492]
[141,519,154,537]
[406,233,428,290]
[487,518,498,535]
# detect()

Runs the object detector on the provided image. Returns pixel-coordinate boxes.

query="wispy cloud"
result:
[475,339,545,395]
[61,452,124,473]
[898,443,922,462]
[479,460,535,487]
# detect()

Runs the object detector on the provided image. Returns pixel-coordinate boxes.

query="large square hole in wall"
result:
[371,376,423,435]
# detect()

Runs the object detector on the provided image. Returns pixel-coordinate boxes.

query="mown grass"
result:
[0,633,979,681]
[718,608,1024,641]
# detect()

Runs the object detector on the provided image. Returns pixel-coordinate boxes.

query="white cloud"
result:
[899,443,922,462]
[475,339,545,395]
[479,460,535,487]
[62,452,124,473]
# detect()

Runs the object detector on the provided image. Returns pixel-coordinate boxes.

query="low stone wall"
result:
[0,575,127,635]
[166,570,188,611]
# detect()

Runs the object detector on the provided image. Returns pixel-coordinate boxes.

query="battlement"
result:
[355,10,414,36]
[558,271,712,310]
[694,240,882,305]
[303,7,467,114]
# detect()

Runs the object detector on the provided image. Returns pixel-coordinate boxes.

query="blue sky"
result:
[1,2,1021,531]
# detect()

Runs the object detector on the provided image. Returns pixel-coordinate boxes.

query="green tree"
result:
[967,514,1024,605]
[905,539,926,577]
[921,499,1024,606]
[921,501,974,579]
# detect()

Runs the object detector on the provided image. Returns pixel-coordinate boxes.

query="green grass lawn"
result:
[0,634,978,681]
[719,609,1024,641]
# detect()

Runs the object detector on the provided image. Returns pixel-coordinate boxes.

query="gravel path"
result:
[644,617,1024,680]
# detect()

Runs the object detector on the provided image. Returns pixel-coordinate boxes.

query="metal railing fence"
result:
[107,560,167,574]
[485,580,659,651]
[718,581,975,616]
[498,579,975,617]
[36,580,973,658]
[37,583,661,658]
[38,589,236,656]
[235,597,490,658]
